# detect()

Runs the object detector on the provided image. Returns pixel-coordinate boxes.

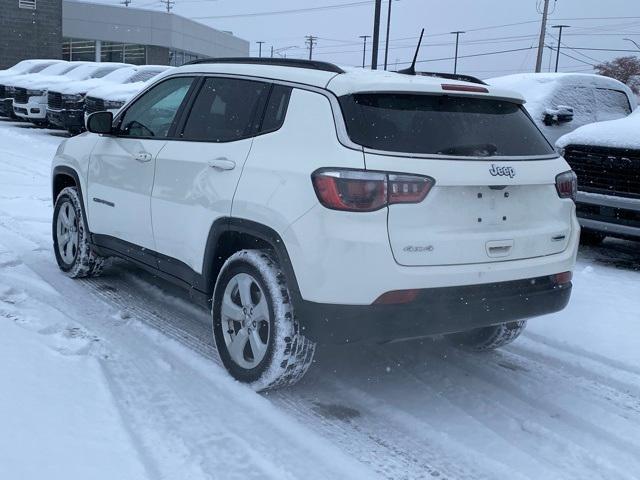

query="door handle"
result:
[208,157,236,171]
[133,151,152,163]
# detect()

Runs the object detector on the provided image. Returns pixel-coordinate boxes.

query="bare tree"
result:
[594,56,640,94]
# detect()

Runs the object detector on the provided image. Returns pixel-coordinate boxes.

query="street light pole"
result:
[552,25,570,72]
[371,0,382,69]
[383,0,395,70]
[359,35,371,68]
[451,31,465,74]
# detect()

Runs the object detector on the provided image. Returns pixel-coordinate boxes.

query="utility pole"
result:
[270,46,274,58]
[160,0,174,12]
[305,35,317,60]
[383,0,395,70]
[256,41,265,58]
[359,35,371,68]
[535,0,550,72]
[451,31,465,74]
[551,25,570,72]
[371,0,382,69]
[121,0,131,6]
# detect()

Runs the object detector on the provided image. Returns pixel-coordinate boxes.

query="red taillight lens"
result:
[555,170,577,201]
[552,271,573,285]
[373,289,420,305]
[312,169,434,212]
[388,174,433,204]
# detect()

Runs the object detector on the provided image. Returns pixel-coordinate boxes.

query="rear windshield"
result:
[339,94,554,157]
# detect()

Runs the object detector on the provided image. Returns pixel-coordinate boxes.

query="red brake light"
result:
[441,83,489,93]
[555,170,577,201]
[312,169,434,212]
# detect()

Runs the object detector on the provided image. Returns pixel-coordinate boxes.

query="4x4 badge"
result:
[489,164,515,178]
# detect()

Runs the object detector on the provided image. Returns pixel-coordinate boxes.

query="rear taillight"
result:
[555,170,577,201]
[312,169,434,212]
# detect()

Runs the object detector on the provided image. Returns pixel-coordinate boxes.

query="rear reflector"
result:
[373,289,420,305]
[552,271,573,285]
[441,83,489,93]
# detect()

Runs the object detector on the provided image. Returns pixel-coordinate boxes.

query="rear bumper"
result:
[47,108,85,130]
[297,275,572,344]
[576,191,640,239]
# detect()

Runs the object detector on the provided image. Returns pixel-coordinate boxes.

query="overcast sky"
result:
[76,0,640,79]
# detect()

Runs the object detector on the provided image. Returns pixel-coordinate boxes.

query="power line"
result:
[193,1,372,20]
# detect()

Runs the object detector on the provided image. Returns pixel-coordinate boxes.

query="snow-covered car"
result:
[84,65,173,120]
[51,58,578,390]
[487,73,637,145]
[557,109,640,243]
[0,59,66,117]
[46,63,133,133]
[9,62,91,125]
[11,62,124,126]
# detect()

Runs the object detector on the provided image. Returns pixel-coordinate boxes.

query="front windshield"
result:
[37,62,77,76]
[65,64,99,80]
[102,67,137,83]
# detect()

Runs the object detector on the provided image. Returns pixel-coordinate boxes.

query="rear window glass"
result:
[339,94,554,157]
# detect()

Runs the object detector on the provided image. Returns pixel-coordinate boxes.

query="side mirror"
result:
[86,111,113,135]
[543,105,574,126]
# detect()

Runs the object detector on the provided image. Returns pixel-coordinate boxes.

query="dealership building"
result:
[0,0,249,69]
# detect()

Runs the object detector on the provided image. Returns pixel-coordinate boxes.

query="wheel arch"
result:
[202,218,302,303]
[52,166,90,233]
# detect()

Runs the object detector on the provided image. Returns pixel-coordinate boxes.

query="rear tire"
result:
[447,321,527,351]
[52,186,105,278]
[212,249,315,391]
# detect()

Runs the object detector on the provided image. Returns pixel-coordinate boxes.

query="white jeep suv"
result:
[51,58,579,390]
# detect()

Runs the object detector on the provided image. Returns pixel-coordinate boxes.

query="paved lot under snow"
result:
[1,119,639,480]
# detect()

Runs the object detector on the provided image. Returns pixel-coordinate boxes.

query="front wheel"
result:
[212,250,315,391]
[447,321,527,351]
[52,186,105,278]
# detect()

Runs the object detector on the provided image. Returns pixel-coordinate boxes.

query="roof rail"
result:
[184,57,345,74]
[415,71,487,85]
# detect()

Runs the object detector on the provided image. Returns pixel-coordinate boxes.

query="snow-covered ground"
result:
[1,119,639,480]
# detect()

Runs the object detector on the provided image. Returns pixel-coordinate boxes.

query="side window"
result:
[181,77,269,142]
[550,85,597,128]
[260,85,292,134]
[594,88,632,121]
[117,76,194,138]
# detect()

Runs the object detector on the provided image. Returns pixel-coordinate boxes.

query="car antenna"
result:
[398,28,424,75]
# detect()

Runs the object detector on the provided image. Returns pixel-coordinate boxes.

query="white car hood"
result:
[86,82,146,103]
[51,78,116,95]
[557,109,640,150]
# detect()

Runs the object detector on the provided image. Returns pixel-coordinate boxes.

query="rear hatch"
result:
[339,92,574,266]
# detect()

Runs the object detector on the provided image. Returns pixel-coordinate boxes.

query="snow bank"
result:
[556,108,640,150]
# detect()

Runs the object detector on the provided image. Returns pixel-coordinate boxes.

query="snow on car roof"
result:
[556,108,640,150]
[487,73,636,119]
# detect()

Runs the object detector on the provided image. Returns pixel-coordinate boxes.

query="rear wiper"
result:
[437,143,498,157]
